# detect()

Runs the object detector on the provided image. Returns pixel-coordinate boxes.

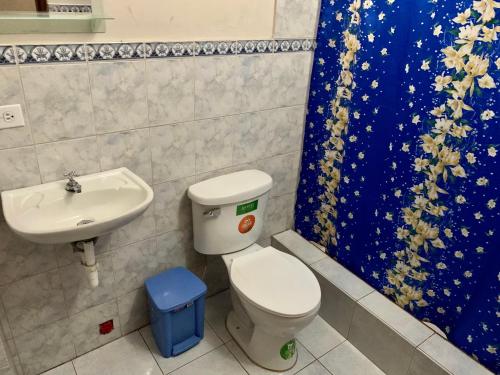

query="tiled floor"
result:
[41,290,385,375]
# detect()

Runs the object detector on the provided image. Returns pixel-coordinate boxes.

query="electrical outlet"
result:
[0,104,25,129]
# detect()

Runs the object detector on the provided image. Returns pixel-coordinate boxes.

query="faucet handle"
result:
[64,170,79,179]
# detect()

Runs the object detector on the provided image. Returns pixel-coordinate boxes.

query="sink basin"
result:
[1,168,154,244]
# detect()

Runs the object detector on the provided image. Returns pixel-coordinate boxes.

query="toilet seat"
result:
[229,246,321,318]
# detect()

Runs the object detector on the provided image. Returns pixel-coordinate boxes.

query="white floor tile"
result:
[297,316,345,358]
[170,346,246,375]
[226,339,315,375]
[205,290,233,342]
[295,361,331,375]
[73,332,161,375]
[40,362,76,375]
[319,341,385,375]
[140,323,223,374]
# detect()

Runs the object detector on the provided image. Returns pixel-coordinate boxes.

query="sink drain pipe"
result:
[72,239,99,288]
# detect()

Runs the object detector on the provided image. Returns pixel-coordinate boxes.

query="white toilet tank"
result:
[187,170,273,255]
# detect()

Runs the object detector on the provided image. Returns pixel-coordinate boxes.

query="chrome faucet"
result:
[64,171,82,193]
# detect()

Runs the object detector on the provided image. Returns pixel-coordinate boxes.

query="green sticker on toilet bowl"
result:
[280,339,296,360]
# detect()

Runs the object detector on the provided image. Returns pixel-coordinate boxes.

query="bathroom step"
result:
[272,230,494,375]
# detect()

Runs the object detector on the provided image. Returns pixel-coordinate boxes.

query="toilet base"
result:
[226,310,298,371]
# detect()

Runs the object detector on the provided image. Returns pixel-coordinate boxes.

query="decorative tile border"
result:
[48,4,92,13]
[0,39,315,65]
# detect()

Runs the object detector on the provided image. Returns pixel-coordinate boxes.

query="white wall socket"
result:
[0,104,25,129]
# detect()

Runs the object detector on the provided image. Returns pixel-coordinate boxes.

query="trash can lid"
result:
[145,267,207,312]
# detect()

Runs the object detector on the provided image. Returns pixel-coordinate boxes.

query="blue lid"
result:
[145,267,207,312]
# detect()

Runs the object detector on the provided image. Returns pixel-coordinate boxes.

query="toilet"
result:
[188,170,321,371]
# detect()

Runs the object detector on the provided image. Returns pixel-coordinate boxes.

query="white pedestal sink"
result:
[1,167,154,287]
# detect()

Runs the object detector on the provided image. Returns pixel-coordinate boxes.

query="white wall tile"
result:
[314,269,357,337]
[255,152,300,197]
[272,230,327,265]
[417,334,492,375]
[0,146,40,191]
[153,177,194,235]
[270,52,313,108]
[231,111,276,164]
[232,106,305,164]
[194,53,312,119]
[155,230,203,271]
[108,206,155,249]
[150,123,196,183]
[195,117,233,174]
[408,347,450,375]
[1,270,66,337]
[117,288,149,335]
[69,300,121,356]
[21,63,94,143]
[97,128,152,184]
[14,319,75,375]
[36,137,100,183]
[89,61,148,133]
[60,254,116,316]
[0,221,59,286]
[261,193,295,242]
[147,58,195,126]
[111,238,158,297]
[274,0,320,38]
[311,257,374,301]
[359,292,433,346]
[347,302,417,375]
[0,67,33,149]
[272,105,306,155]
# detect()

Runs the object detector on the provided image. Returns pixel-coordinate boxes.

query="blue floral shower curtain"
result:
[294,0,499,372]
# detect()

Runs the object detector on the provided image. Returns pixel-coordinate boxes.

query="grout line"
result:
[14,51,43,188]
[137,328,165,375]
[84,44,100,172]
[224,341,250,375]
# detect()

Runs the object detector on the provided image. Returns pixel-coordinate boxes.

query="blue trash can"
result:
[145,267,207,358]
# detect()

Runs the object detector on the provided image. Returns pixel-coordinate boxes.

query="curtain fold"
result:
[295,0,499,372]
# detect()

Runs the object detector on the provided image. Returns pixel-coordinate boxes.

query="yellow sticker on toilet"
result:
[280,339,296,360]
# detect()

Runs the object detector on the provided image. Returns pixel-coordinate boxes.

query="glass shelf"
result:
[0,10,113,33]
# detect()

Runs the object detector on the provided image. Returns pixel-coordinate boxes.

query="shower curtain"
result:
[294,0,499,372]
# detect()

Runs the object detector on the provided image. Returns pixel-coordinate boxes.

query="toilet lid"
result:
[230,247,321,318]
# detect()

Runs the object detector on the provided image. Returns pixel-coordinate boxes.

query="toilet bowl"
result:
[223,245,321,370]
[188,170,321,371]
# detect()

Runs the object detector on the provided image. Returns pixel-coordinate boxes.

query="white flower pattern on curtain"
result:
[295,0,499,371]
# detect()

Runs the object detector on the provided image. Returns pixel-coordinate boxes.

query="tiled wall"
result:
[0,1,320,374]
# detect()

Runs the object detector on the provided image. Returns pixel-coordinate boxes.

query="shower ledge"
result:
[272,230,493,375]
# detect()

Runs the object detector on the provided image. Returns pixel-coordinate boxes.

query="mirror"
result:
[0,0,111,34]
[0,0,48,12]
[0,0,92,14]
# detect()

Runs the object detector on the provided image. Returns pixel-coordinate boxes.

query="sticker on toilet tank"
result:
[236,200,258,215]
[280,340,296,360]
[238,215,255,234]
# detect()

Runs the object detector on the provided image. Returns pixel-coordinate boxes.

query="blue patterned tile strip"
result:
[0,39,315,65]
[48,4,92,13]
